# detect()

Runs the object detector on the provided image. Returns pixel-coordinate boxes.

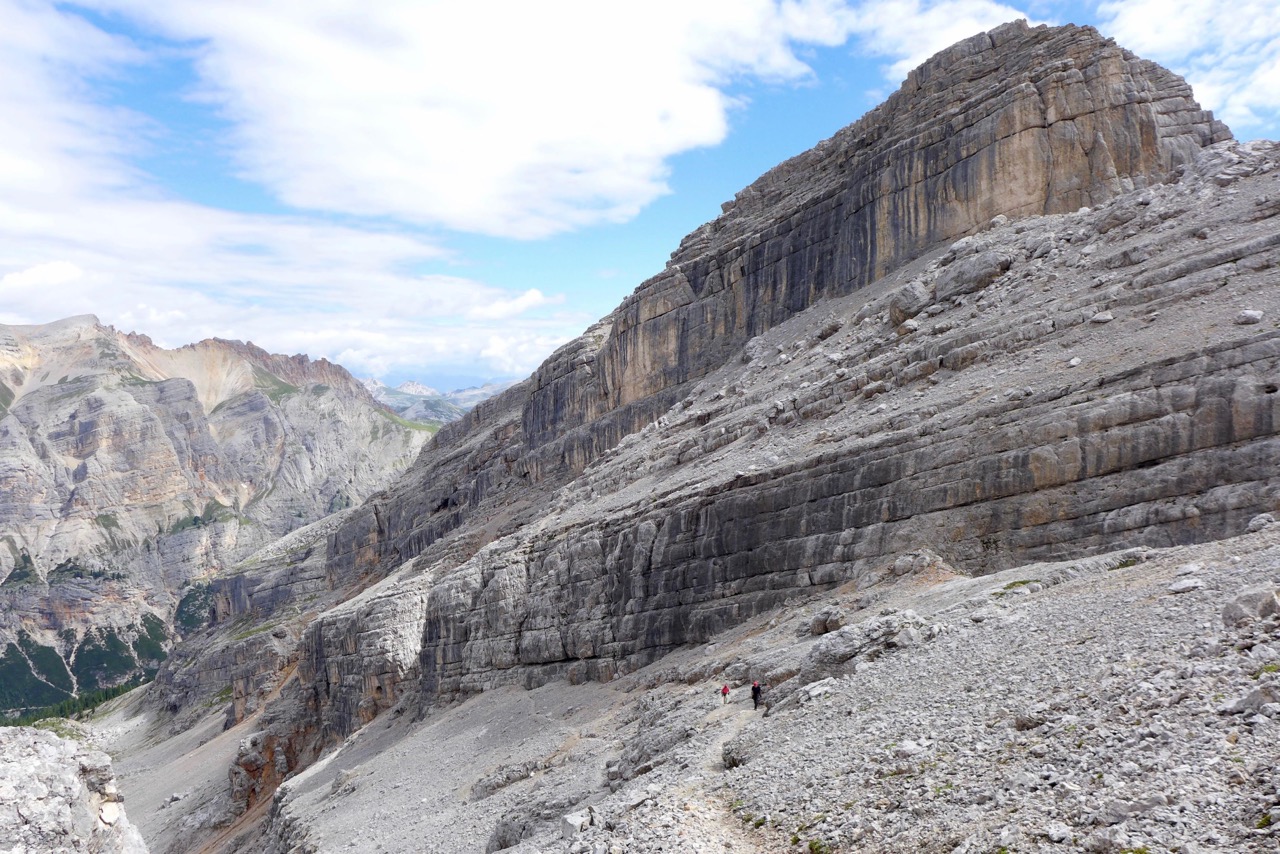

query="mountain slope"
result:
[0,317,431,713]
[87,20,1280,853]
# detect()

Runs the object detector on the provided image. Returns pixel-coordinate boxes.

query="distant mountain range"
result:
[360,378,518,423]
[0,316,431,714]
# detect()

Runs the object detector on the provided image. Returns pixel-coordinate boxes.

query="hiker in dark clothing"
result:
[751,681,762,710]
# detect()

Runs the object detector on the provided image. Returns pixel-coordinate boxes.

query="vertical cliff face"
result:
[0,317,430,713]
[591,20,1228,423]
[322,21,1229,600]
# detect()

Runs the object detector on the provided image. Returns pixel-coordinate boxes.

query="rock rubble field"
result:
[141,518,1279,853]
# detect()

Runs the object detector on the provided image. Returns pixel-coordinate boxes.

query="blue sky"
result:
[1,1,1277,391]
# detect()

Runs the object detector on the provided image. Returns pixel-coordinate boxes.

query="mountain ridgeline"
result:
[0,317,432,714]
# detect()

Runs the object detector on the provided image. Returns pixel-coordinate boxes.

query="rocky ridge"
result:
[225,20,1256,765]
[0,318,431,713]
[100,520,1280,853]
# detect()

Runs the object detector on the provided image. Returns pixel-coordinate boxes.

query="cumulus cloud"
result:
[1097,0,1280,134]
[0,0,594,381]
[466,289,561,321]
[79,0,868,239]
[0,261,84,291]
[0,0,884,383]
[846,0,1044,83]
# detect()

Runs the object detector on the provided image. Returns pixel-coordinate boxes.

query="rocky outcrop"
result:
[0,724,148,852]
[0,318,430,713]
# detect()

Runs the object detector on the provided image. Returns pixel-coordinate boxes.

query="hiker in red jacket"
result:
[720,684,730,705]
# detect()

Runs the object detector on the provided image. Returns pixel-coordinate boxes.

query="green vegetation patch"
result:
[377,408,439,433]
[17,631,73,693]
[0,643,72,712]
[71,627,137,694]
[132,614,168,670]
[231,619,279,641]
[169,500,233,535]
[0,378,13,417]
[176,582,215,633]
[252,366,300,403]
[94,513,120,530]
[48,559,110,583]
[1,550,37,586]
[1002,579,1039,590]
[32,717,87,741]
[2,680,145,727]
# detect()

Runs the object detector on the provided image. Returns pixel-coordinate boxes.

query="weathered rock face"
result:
[592,20,1228,415]
[0,725,148,852]
[322,21,1230,594]
[0,317,430,713]
[155,22,1280,829]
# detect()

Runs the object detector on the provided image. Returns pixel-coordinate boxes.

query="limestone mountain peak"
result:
[0,317,432,715]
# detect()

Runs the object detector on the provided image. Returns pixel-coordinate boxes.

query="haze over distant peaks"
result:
[361,376,518,424]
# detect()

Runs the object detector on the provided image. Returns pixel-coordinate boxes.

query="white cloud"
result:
[0,261,84,291]
[1097,0,1280,135]
[0,0,595,382]
[846,0,1039,82]
[0,0,886,384]
[83,0,865,239]
[466,289,560,321]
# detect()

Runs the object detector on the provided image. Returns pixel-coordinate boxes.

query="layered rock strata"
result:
[323,19,1229,598]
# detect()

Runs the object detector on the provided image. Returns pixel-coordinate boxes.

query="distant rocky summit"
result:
[362,377,518,424]
[0,317,430,715]
[76,20,1280,854]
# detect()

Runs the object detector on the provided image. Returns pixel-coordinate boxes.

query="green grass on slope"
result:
[377,409,440,433]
